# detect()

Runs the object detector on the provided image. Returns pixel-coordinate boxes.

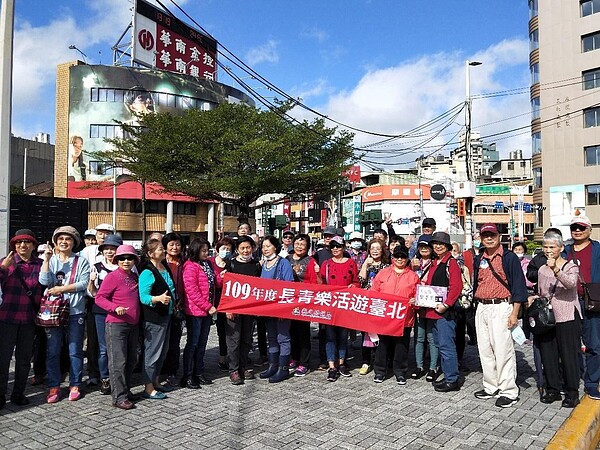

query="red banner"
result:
[218,273,409,336]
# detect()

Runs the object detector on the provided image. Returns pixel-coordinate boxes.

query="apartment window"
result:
[584,107,600,127]
[582,0,600,17]
[531,97,540,120]
[582,32,600,52]
[583,68,600,90]
[587,184,600,205]
[89,199,113,212]
[520,161,527,168]
[508,162,515,170]
[90,124,119,139]
[534,167,542,188]
[529,29,539,52]
[586,145,600,165]
[531,63,539,84]
[532,132,541,154]
[536,208,544,228]
[173,202,197,215]
[529,0,538,19]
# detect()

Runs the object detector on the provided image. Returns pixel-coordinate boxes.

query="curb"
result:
[547,395,600,450]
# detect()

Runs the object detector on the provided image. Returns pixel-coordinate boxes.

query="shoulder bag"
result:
[36,256,79,328]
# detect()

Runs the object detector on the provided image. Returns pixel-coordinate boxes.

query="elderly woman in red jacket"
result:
[424,232,463,393]
[371,246,419,385]
[181,238,217,389]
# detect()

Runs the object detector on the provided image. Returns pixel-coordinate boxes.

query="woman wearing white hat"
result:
[39,226,90,403]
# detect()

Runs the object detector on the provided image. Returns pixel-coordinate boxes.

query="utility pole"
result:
[464,60,482,250]
[0,0,15,253]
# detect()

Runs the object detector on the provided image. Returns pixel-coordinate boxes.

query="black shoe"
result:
[433,378,446,387]
[434,381,460,392]
[411,368,425,379]
[373,374,385,383]
[425,369,439,382]
[10,394,30,406]
[396,375,407,385]
[474,389,499,399]
[180,378,201,389]
[561,398,580,408]
[495,396,519,408]
[193,375,213,385]
[338,365,352,378]
[541,392,561,404]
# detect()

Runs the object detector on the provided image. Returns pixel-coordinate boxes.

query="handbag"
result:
[36,256,79,328]
[527,267,562,335]
[455,265,473,311]
[570,248,600,312]
[527,296,555,335]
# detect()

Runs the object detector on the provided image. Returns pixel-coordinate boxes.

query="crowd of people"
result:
[0,214,598,411]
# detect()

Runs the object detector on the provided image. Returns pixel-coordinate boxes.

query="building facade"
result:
[530,0,600,239]
[55,61,255,243]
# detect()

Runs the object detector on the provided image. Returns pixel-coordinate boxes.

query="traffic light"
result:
[457,199,466,217]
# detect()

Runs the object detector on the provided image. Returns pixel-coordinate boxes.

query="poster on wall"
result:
[549,185,585,237]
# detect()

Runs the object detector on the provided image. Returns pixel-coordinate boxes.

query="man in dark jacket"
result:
[563,215,600,400]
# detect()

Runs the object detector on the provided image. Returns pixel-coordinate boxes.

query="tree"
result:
[98,102,356,221]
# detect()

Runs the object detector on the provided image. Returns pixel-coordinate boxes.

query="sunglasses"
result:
[329,243,344,249]
[118,256,136,262]
[570,224,588,232]
[14,240,33,245]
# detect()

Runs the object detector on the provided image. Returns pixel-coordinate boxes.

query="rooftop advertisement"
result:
[133,0,217,80]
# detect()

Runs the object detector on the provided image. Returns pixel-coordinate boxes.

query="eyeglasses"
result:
[570,224,588,232]
[14,240,33,245]
[118,256,135,262]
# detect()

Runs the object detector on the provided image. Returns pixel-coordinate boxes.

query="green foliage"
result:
[526,240,540,254]
[98,102,355,218]
[10,185,25,195]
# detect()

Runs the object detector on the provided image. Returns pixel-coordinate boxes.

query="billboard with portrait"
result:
[67,64,251,186]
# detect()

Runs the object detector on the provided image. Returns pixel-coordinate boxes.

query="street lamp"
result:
[464,60,482,250]
[68,45,87,63]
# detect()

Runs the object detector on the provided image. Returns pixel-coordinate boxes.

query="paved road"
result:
[0,326,572,449]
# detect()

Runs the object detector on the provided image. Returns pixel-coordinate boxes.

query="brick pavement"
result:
[0,325,573,449]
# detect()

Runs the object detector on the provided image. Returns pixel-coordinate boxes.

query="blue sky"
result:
[12,0,531,168]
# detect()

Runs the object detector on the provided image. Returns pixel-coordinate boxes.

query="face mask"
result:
[218,250,231,260]
[473,240,481,248]
[514,252,524,259]
[265,253,277,261]
[350,242,362,250]
[237,254,253,262]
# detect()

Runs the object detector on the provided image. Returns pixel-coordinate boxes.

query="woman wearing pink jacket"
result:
[181,238,218,389]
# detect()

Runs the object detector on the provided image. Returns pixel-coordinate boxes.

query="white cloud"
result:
[297,38,531,168]
[245,40,279,66]
[300,27,328,43]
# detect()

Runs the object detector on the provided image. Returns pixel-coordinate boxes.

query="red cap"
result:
[480,223,499,235]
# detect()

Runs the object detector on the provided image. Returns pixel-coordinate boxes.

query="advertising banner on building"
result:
[133,0,217,80]
[218,273,409,336]
[66,65,238,187]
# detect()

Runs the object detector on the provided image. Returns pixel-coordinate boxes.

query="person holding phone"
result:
[95,245,140,410]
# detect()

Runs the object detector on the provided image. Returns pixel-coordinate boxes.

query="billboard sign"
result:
[133,0,217,80]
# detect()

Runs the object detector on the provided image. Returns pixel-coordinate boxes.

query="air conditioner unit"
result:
[453,181,477,198]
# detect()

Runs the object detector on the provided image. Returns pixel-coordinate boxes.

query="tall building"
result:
[530,0,600,239]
